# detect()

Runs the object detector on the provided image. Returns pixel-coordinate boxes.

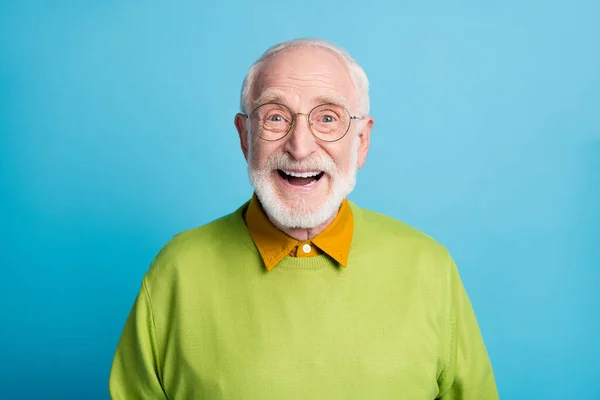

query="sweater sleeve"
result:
[437,258,499,400]
[109,279,168,400]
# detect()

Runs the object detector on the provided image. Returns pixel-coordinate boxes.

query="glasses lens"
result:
[309,104,351,141]
[250,103,293,140]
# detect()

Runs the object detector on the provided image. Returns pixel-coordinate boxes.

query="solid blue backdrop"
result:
[1,1,598,399]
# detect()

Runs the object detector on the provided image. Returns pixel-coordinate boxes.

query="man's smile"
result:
[276,169,325,187]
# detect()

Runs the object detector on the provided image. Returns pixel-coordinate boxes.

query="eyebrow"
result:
[252,89,351,112]
[252,88,288,110]
[313,94,350,110]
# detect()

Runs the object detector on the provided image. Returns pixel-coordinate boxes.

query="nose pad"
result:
[290,113,313,134]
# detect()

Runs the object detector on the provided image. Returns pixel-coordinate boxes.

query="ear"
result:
[356,116,374,170]
[234,113,249,161]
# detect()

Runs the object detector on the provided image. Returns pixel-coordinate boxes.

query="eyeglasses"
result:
[243,103,363,142]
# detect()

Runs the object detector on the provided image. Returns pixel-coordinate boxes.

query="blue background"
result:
[1,0,599,398]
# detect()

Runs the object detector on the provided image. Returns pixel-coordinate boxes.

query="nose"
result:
[283,114,318,160]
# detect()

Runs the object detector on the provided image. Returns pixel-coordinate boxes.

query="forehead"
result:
[253,47,356,109]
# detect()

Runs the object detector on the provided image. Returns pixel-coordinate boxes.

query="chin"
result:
[263,196,337,229]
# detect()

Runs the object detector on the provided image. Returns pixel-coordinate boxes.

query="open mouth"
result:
[277,169,325,186]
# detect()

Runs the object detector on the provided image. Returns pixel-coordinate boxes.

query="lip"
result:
[274,170,327,192]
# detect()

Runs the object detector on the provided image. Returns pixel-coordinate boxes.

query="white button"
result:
[302,244,311,253]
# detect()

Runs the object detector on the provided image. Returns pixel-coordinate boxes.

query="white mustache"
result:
[265,153,336,175]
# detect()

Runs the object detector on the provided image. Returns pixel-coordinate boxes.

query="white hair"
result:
[239,38,370,117]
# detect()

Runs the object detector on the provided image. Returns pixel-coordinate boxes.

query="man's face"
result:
[235,47,373,229]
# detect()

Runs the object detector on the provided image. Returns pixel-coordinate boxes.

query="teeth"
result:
[282,170,321,178]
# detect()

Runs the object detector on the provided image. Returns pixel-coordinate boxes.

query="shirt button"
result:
[302,244,311,254]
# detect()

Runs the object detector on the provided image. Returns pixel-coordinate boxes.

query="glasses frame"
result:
[242,102,363,143]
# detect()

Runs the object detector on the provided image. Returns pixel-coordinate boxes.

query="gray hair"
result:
[239,38,370,117]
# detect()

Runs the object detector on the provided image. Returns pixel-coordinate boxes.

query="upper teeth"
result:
[282,170,321,178]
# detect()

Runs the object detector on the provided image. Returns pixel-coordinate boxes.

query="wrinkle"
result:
[262,73,353,89]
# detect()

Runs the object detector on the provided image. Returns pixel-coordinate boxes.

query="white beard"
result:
[248,136,359,229]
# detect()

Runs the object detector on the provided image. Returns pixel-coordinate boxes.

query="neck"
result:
[269,212,338,241]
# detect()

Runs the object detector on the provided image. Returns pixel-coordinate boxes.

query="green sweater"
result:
[109,201,498,399]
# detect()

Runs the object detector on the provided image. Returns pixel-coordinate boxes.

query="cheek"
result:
[323,144,353,172]
[337,157,353,174]
[250,141,277,168]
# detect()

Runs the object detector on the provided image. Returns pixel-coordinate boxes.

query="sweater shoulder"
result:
[162,212,237,254]
[350,202,450,259]
[144,202,250,283]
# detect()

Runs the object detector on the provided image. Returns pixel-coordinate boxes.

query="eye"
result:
[319,114,337,123]
[267,114,285,122]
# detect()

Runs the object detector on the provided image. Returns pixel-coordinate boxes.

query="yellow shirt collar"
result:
[244,194,354,271]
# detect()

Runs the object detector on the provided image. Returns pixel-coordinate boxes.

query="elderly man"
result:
[109,39,499,399]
